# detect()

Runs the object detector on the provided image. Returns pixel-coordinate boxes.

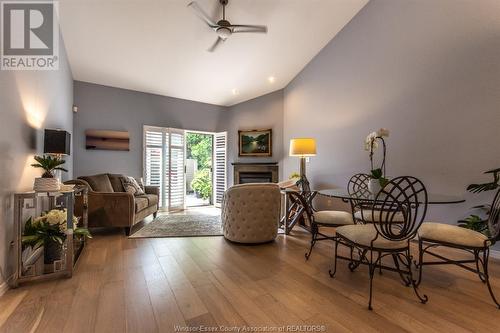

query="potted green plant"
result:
[364,128,390,194]
[31,155,68,191]
[22,209,92,264]
[191,169,212,200]
[458,168,500,240]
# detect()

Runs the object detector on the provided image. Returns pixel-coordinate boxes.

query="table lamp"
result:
[44,129,71,156]
[289,138,316,180]
[44,129,71,183]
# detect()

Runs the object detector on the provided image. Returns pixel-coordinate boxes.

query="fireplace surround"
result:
[232,162,279,185]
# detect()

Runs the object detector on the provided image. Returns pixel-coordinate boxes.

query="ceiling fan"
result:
[188,0,268,52]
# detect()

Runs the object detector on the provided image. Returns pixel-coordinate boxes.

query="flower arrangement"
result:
[22,209,92,264]
[364,128,390,188]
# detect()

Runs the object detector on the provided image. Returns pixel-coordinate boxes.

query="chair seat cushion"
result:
[419,222,489,248]
[354,209,404,223]
[313,210,354,225]
[336,224,408,250]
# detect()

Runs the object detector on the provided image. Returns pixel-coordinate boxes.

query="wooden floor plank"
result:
[157,255,209,320]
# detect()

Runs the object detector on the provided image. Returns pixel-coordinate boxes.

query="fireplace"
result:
[232,162,279,185]
[239,172,273,184]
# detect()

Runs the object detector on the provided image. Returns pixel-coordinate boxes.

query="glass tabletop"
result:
[317,189,465,205]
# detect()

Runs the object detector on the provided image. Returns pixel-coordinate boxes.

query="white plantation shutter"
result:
[144,126,185,210]
[168,129,185,211]
[213,132,227,207]
[144,127,166,207]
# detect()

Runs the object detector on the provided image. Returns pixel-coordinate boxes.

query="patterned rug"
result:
[129,213,223,238]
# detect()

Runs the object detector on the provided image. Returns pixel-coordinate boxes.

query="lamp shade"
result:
[44,129,71,155]
[289,138,316,157]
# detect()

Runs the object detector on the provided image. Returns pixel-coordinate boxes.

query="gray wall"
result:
[283,0,500,228]
[0,38,73,287]
[217,90,284,185]
[73,81,227,178]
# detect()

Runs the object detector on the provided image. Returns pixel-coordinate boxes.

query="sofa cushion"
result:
[142,194,158,207]
[135,197,149,213]
[107,173,126,192]
[78,174,114,192]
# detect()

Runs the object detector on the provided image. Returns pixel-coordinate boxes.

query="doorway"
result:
[143,126,227,212]
[185,131,213,207]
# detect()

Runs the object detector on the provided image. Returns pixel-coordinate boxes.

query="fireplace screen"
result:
[239,172,273,184]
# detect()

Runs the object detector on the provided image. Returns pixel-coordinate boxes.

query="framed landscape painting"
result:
[238,129,272,157]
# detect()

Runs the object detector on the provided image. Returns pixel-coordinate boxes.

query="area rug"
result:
[129,213,223,238]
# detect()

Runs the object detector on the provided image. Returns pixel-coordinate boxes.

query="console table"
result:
[12,186,88,287]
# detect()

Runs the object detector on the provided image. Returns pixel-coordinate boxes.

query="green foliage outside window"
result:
[191,169,212,200]
[187,133,213,200]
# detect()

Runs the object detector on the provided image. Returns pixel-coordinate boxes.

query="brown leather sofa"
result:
[66,173,159,235]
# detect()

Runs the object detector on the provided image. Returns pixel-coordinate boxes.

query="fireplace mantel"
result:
[232,162,279,185]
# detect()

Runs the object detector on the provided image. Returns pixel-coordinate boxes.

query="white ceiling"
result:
[59,0,367,106]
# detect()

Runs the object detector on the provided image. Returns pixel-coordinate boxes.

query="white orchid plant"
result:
[22,209,91,250]
[365,128,390,187]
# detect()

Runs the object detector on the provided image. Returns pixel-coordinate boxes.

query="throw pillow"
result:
[120,176,145,196]
[135,177,145,191]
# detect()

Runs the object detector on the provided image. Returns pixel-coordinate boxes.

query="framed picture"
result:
[238,129,272,157]
[85,129,130,151]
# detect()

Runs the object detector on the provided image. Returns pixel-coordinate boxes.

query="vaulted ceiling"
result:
[59,0,368,106]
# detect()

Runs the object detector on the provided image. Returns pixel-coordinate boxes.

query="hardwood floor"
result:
[1,227,499,333]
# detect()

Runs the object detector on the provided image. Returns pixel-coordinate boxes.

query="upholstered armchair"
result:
[221,183,281,243]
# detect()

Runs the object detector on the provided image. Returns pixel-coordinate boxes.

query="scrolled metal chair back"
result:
[373,176,428,242]
[488,188,500,241]
[348,173,371,210]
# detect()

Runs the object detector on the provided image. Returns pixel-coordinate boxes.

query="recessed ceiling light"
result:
[268,76,276,83]
[232,88,239,95]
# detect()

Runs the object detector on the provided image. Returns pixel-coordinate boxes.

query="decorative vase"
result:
[44,241,62,264]
[33,177,60,192]
[368,179,381,195]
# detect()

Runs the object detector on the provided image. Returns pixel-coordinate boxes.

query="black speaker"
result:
[44,129,71,155]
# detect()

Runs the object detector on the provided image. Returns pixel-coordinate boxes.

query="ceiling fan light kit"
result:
[188,0,268,52]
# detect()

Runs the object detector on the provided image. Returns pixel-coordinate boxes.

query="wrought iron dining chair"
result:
[348,173,405,224]
[286,191,354,260]
[347,173,371,223]
[416,188,500,308]
[330,176,429,310]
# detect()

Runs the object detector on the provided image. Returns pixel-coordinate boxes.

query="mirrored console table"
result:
[12,186,88,287]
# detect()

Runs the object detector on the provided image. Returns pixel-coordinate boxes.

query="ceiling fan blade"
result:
[188,1,218,28]
[230,25,268,33]
[208,37,224,52]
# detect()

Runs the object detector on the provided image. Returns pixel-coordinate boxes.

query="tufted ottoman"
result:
[221,183,281,243]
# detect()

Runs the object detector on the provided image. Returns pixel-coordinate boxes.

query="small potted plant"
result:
[22,209,92,265]
[31,155,68,191]
[365,128,390,194]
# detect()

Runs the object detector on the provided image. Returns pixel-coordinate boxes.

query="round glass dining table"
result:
[317,189,465,205]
